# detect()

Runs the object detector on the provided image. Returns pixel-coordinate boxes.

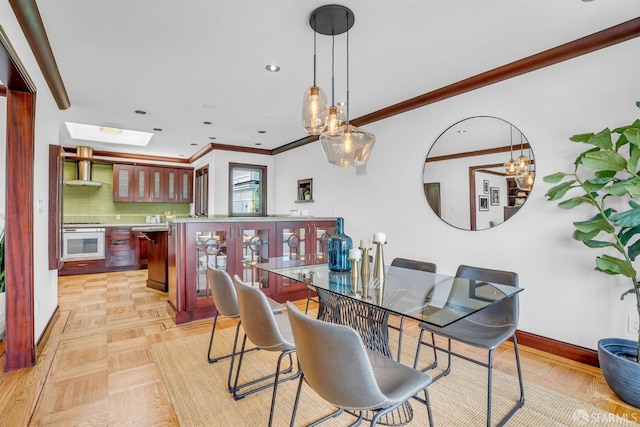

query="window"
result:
[229,163,267,216]
[195,165,208,216]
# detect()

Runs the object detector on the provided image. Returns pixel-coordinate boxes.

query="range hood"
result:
[65,146,103,187]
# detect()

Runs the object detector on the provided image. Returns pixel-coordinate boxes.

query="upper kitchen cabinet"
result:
[113,163,193,203]
[165,168,193,203]
[113,164,136,201]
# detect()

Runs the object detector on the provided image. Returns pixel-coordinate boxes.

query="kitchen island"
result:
[167,216,337,324]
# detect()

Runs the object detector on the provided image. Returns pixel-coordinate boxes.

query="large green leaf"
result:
[610,207,640,227]
[586,128,613,150]
[543,172,568,184]
[574,147,600,167]
[582,239,616,249]
[573,217,615,234]
[595,254,636,277]
[570,133,595,143]
[573,228,601,242]
[558,196,595,209]
[581,151,628,172]
[545,180,577,201]
[583,179,609,193]
[595,170,617,179]
[625,127,640,147]
[619,225,640,246]
[628,238,640,261]
[625,183,640,199]
[629,142,640,172]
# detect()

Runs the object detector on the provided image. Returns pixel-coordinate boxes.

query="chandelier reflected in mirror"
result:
[303,4,376,167]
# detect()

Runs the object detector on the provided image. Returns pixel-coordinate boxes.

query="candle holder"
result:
[349,257,361,295]
[360,245,371,288]
[373,240,386,281]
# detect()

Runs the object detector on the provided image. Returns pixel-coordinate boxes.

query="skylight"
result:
[65,122,154,146]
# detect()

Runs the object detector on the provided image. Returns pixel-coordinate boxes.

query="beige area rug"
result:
[152,326,635,427]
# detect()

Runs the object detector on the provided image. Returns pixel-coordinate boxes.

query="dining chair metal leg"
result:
[231,333,299,400]
[290,373,346,427]
[207,314,263,392]
[416,331,525,426]
[268,347,298,427]
[489,335,525,427]
[413,328,447,375]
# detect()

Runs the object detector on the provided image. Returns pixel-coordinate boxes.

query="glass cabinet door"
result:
[239,225,273,292]
[195,230,228,299]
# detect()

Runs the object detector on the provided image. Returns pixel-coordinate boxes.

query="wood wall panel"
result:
[4,89,36,370]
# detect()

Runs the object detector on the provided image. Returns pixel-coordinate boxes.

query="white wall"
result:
[192,150,275,215]
[271,37,640,350]
[1,3,63,341]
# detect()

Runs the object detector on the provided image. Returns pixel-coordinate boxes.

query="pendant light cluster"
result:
[301,4,375,167]
[504,125,534,190]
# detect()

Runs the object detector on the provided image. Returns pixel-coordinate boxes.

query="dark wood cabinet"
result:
[144,230,168,291]
[113,164,136,201]
[59,259,105,275]
[105,227,137,268]
[167,218,336,324]
[113,163,193,203]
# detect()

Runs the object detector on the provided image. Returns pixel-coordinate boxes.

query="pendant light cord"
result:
[313,18,317,87]
[346,10,350,126]
[331,34,335,106]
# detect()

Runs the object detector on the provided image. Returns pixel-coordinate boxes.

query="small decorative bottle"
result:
[328,217,353,272]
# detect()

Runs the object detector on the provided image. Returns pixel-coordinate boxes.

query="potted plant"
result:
[544,102,640,408]
[303,189,311,200]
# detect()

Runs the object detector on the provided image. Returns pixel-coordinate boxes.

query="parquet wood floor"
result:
[0,270,638,426]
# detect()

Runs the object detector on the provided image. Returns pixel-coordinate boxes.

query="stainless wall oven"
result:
[62,228,105,261]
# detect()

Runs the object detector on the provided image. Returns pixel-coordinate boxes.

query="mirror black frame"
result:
[423,116,534,231]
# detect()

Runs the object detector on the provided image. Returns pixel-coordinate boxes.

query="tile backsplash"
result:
[63,162,190,224]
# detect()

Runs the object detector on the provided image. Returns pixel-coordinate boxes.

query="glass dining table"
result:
[248,254,524,425]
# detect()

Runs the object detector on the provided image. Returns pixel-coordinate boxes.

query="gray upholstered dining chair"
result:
[232,275,300,427]
[413,264,524,426]
[206,268,284,393]
[389,257,437,362]
[286,302,434,427]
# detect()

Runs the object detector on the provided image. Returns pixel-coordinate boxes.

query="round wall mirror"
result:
[423,116,535,231]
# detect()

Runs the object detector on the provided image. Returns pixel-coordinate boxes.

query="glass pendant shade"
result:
[324,105,346,135]
[504,158,517,175]
[302,86,328,135]
[320,123,375,167]
[517,154,528,171]
[516,172,535,191]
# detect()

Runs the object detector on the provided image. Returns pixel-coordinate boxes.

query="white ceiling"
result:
[34,0,638,159]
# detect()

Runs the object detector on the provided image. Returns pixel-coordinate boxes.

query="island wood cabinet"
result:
[105,227,137,268]
[113,164,193,203]
[275,220,336,295]
[167,218,336,324]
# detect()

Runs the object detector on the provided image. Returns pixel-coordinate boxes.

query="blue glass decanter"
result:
[328,217,353,272]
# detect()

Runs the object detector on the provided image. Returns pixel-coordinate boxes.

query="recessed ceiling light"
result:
[457,129,467,134]
[203,103,216,109]
[258,130,266,134]
[190,143,197,146]
[134,110,147,115]
[265,64,280,72]
[203,121,212,125]
[337,101,347,107]
[255,142,263,146]
[65,122,153,146]
[153,128,163,131]
[209,136,217,140]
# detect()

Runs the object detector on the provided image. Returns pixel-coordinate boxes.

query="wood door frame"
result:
[0,25,37,370]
